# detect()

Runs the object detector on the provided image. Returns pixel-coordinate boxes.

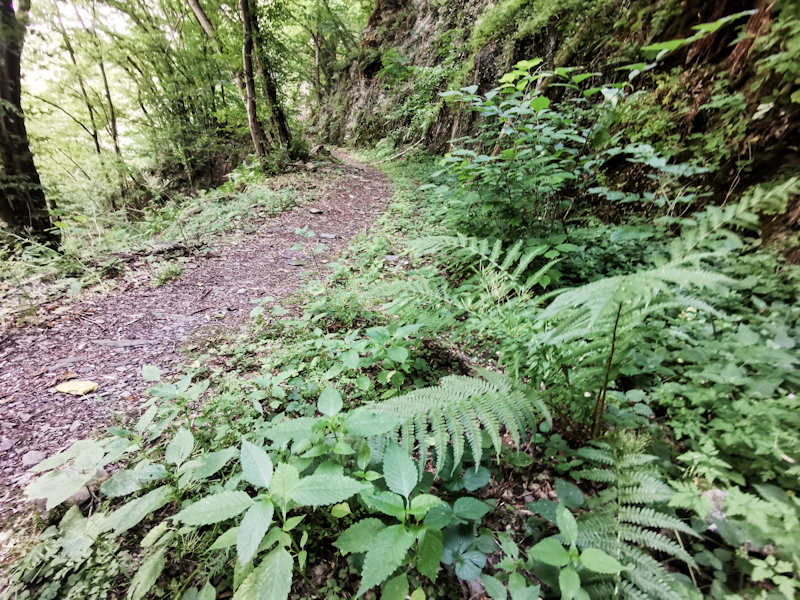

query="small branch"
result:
[377,138,425,163]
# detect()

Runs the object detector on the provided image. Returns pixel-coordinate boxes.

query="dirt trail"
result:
[0,151,392,523]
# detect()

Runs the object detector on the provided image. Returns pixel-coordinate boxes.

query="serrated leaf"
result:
[530,537,570,567]
[193,448,239,481]
[135,405,158,434]
[371,490,406,520]
[416,526,443,581]
[128,547,167,600]
[382,573,409,600]
[409,494,444,518]
[238,502,274,565]
[108,485,172,536]
[559,566,580,600]
[101,465,168,498]
[318,385,343,416]
[241,440,273,489]
[383,442,417,498]
[25,470,94,510]
[283,515,304,531]
[334,518,388,554]
[175,491,254,526]
[357,525,416,597]
[209,527,239,550]
[166,428,195,467]
[482,574,507,600]
[579,548,624,574]
[254,546,293,600]
[269,463,299,504]
[556,504,578,546]
[290,473,367,507]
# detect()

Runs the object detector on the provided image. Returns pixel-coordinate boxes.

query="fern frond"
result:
[356,373,548,473]
[576,447,614,464]
[617,525,696,566]
[573,468,617,483]
[615,454,658,469]
[618,506,699,538]
[616,477,674,505]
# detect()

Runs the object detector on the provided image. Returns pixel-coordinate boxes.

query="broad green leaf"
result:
[579,548,624,573]
[342,350,360,370]
[192,448,239,481]
[357,524,416,597]
[425,504,453,528]
[452,497,491,523]
[530,537,570,567]
[233,568,256,600]
[109,485,172,536]
[333,518,386,554]
[141,522,171,548]
[283,515,305,531]
[409,494,444,518]
[135,406,159,434]
[241,440,273,489]
[128,547,167,600]
[559,566,581,600]
[290,473,367,507]
[254,546,293,600]
[453,550,485,581]
[269,463,299,504]
[142,365,161,381]
[555,479,585,508]
[198,581,216,600]
[101,465,168,498]
[331,502,351,518]
[556,504,578,546]
[25,470,94,510]
[371,491,406,520]
[237,502,274,565]
[383,442,417,498]
[317,385,343,416]
[175,491,254,526]
[416,527,443,581]
[345,410,399,437]
[481,574,507,600]
[410,589,425,600]
[166,428,195,467]
[209,527,239,550]
[387,345,409,363]
[382,573,409,600]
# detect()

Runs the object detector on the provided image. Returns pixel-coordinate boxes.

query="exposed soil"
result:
[0,151,392,525]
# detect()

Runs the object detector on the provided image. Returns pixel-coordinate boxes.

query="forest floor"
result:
[0,151,392,526]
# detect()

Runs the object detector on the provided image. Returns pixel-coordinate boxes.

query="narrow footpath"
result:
[0,151,392,523]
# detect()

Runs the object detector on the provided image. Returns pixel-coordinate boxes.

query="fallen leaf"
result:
[55,381,99,396]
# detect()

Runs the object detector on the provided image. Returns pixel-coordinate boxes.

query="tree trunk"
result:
[239,0,266,159]
[186,0,261,151]
[0,0,55,243]
[248,2,292,149]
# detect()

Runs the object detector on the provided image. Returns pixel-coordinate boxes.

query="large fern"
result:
[569,442,699,600]
[352,368,551,474]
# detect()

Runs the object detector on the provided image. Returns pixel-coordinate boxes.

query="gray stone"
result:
[0,438,15,451]
[18,413,32,422]
[92,339,159,348]
[236,288,247,294]
[309,208,323,214]
[383,255,400,263]
[69,421,82,433]
[21,450,47,467]
[319,233,337,239]
[66,486,91,505]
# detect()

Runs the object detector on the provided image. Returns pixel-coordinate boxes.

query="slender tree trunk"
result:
[186,0,261,151]
[0,0,55,243]
[248,1,292,149]
[239,0,266,159]
[54,2,101,155]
